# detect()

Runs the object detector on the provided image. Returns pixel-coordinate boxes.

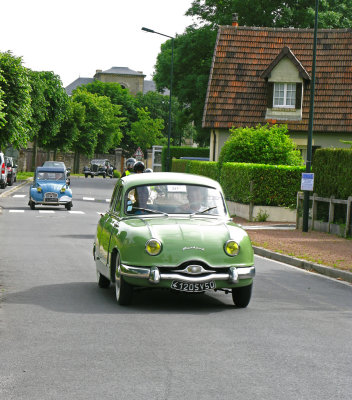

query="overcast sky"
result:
[1,0,195,87]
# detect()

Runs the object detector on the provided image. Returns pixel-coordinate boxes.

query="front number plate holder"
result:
[171,280,216,292]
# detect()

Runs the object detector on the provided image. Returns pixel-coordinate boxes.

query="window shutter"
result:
[295,83,302,109]
[267,82,274,108]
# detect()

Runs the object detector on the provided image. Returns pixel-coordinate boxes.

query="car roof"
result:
[36,166,66,173]
[120,172,222,191]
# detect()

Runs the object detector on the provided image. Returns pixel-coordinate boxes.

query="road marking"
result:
[106,199,110,202]
[39,210,55,213]
[13,194,26,198]
[69,211,85,214]
[83,197,95,201]
[9,210,25,213]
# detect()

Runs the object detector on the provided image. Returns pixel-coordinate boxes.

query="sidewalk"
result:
[233,217,352,284]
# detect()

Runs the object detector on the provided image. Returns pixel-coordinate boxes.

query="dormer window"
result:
[261,47,310,121]
[273,83,296,108]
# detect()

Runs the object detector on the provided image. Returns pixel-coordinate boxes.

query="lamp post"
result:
[142,27,174,172]
[302,0,319,232]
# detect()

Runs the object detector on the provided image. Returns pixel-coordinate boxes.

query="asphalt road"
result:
[0,177,351,400]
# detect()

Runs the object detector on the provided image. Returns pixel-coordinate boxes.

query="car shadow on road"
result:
[2,281,239,315]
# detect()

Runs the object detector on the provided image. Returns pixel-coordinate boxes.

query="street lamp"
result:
[302,0,319,232]
[142,26,174,172]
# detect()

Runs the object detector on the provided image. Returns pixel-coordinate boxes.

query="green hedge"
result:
[313,148,352,199]
[220,163,304,207]
[172,160,304,207]
[172,159,219,180]
[161,146,210,171]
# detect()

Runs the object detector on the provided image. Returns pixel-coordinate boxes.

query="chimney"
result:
[232,13,239,27]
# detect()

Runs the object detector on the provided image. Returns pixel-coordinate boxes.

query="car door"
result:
[97,183,123,275]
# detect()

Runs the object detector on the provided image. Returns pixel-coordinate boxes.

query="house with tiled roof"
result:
[203,18,352,161]
[66,66,166,96]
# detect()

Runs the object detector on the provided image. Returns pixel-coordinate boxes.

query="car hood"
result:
[118,216,254,268]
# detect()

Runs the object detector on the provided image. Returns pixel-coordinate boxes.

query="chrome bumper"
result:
[120,264,255,285]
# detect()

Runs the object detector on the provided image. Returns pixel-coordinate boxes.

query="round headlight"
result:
[145,239,162,256]
[224,240,240,256]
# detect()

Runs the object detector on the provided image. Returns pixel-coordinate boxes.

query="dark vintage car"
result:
[84,159,114,178]
[6,157,17,186]
[94,172,255,307]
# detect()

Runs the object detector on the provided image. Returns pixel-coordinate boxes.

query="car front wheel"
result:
[29,200,35,210]
[232,284,252,308]
[115,254,133,305]
[65,202,72,211]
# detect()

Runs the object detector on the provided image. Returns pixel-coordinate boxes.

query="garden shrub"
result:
[219,124,303,169]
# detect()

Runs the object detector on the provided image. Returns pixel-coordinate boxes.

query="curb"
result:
[253,246,352,284]
[0,179,31,198]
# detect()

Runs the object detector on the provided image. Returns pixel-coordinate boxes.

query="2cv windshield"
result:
[125,184,227,216]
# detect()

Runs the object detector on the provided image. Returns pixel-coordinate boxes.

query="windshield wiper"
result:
[190,206,218,217]
[132,207,169,216]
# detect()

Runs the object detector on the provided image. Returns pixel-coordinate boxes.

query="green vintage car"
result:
[94,172,255,307]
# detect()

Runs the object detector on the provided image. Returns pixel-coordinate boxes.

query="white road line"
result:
[9,210,25,213]
[69,211,85,214]
[39,210,55,213]
[83,197,95,201]
[13,194,26,198]
[106,199,110,202]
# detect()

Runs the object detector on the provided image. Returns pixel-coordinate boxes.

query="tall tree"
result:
[186,0,352,28]
[34,71,69,152]
[127,108,166,154]
[0,51,32,149]
[80,81,137,157]
[154,25,217,145]
[70,88,124,157]
[135,91,188,146]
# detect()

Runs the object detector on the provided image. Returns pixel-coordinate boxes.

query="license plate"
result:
[171,280,216,292]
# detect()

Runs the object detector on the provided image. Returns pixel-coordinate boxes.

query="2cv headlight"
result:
[145,239,162,256]
[224,240,240,256]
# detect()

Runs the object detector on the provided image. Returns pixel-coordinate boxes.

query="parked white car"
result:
[0,152,8,189]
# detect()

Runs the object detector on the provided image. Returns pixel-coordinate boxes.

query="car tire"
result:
[8,177,14,186]
[29,200,35,210]
[114,253,133,305]
[103,173,106,178]
[97,271,110,288]
[65,202,72,211]
[91,175,94,178]
[232,284,252,308]
[85,174,88,178]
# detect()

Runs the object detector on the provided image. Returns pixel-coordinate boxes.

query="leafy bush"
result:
[313,148,352,199]
[220,162,304,207]
[219,124,303,168]
[161,146,209,171]
[113,169,121,179]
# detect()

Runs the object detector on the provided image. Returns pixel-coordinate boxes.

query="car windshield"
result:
[43,161,65,168]
[37,172,65,181]
[125,184,227,216]
[91,160,105,165]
